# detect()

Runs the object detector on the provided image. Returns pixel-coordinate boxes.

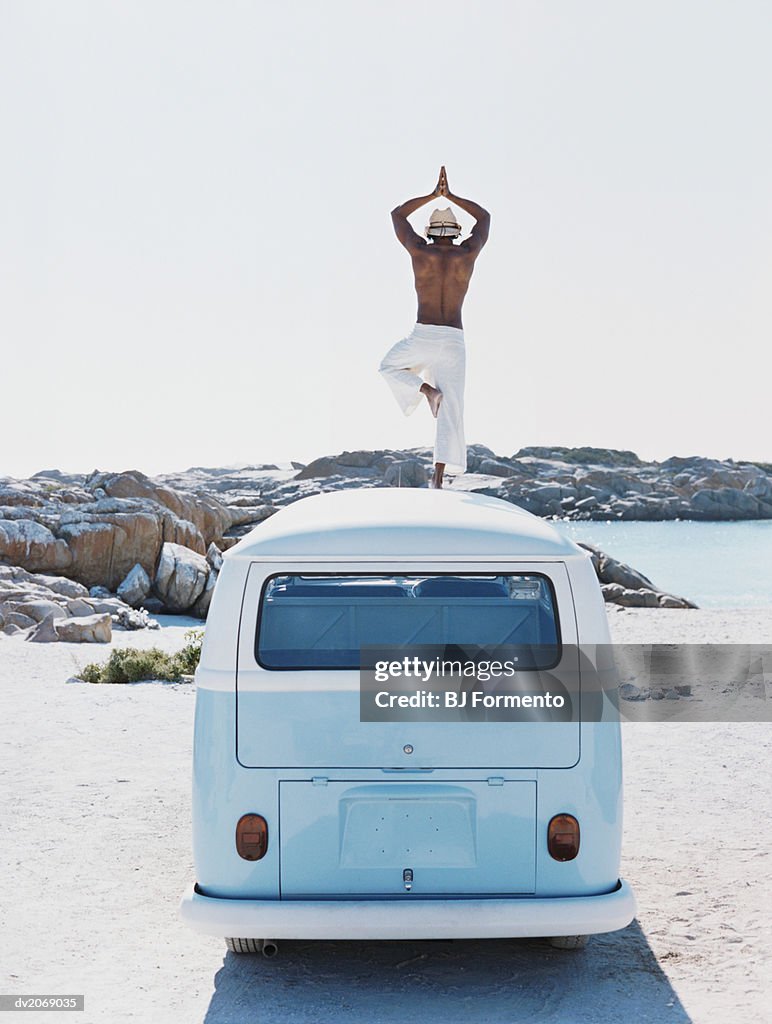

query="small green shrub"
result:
[82,628,205,684]
[80,663,104,684]
[175,628,205,674]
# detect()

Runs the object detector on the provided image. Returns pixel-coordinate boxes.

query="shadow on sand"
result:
[203,921,691,1024]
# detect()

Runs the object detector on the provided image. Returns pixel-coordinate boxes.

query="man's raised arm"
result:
[443,172,491,254]
[390,170,444,250]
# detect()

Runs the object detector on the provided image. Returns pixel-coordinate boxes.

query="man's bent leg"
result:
[420,382,443,418]
[379,331,431,417]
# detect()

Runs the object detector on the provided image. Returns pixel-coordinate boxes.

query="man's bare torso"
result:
[410,244,478,330]
[391,168,490,332]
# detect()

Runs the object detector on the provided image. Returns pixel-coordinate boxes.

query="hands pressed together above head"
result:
[433,165,450,198]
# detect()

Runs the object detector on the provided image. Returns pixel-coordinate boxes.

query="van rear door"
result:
[279,780,536,896]
[237,562,580,770]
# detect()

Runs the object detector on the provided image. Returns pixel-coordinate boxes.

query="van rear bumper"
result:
[179,880,636,940]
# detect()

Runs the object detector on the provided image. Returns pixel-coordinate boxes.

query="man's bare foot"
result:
[420,383,443,418]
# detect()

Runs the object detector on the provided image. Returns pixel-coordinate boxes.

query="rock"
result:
[112,606,159,630]
[30,575,89,599]
[0,519,72,572]
[664,689,681,700]
[29,469,83,482]
[56,513,162,590]
[614,588,661,608]
[515,446,643,467]
[2,611,36,631]
[691,488,761,520]
[383,460,429,488]
[226,495,269,508]
[579,544,696,608]
[226,505,278,527]
[55,613,112,643]
[618,682,645,701]
[336,450,382,469]
[141,596,165,615]
[193,568,217,618]
[574,496,599,511]
[27,614,61,643]
[85,597,127,616]
[117,563,152,608]
[294,456,345,480]
[529,484,577,502]
[89,586,113,598]
[675,684,692,696]
[516,489,562,517]
[86,469,232,546]
[11,599,67,623]
[477,458,516,478]
[743,475,772,500]
[65,598,94,617]
[206,543,223,572]
[3,623,25,636]
[153,542,210,613]
[597,554,656,591]
[0,483,47,507]
[292,452,385,481]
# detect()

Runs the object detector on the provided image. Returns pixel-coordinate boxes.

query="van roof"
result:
[227,488,583,559]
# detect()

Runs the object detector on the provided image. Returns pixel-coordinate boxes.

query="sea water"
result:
[554,520,772,609]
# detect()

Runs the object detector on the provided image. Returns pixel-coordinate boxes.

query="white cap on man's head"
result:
[425,207,461,238]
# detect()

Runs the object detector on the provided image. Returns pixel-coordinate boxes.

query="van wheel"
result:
[549,934,589,950]
[226,937,279,957]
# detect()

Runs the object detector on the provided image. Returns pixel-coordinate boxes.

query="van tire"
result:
[226,938,279,957]
[548,934,589,950]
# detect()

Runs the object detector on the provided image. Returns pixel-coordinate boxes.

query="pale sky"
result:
[1,1,770,478]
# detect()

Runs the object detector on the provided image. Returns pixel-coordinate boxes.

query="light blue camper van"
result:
[180,489,635,954]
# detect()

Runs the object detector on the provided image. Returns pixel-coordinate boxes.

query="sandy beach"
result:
[0,608,769,1023]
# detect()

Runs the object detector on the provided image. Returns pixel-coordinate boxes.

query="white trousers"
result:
[379,322,467,473]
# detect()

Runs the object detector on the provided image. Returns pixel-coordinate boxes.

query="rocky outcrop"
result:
[0,564,159,641]
[190,445,769,523]
[0,470,235,597]
[579,543,696,609]
[3,444,765,620]
[466,453,772,522]
[87,470,231,545]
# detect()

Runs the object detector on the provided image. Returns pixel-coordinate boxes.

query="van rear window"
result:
[256,574,560,670]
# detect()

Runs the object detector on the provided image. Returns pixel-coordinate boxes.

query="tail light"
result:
[548,814,580,861]
[236,814,268,861]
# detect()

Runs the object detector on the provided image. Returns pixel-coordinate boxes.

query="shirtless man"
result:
[379,167,490,488]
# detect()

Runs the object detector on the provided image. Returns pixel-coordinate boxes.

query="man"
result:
[379,166,490,489]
